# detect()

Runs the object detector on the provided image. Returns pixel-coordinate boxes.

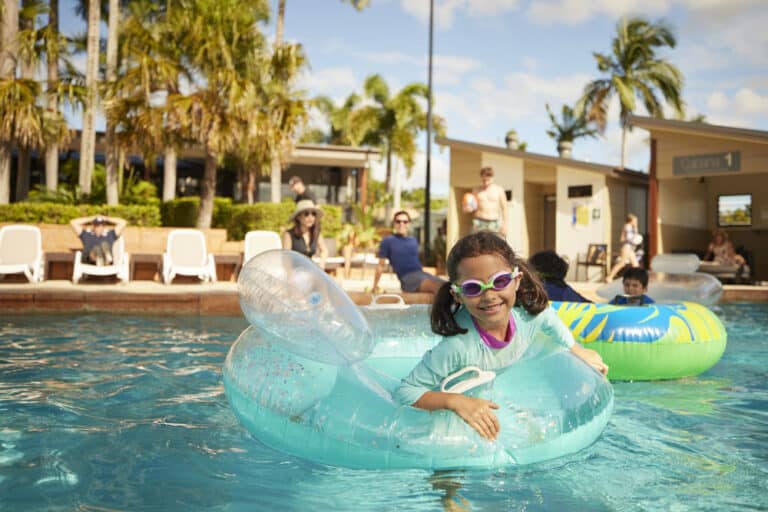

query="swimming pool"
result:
[1,304,766,511]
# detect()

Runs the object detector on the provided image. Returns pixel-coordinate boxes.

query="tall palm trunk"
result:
[104,0,119,204]
[197,152,217,228]
[270,0,286,204]
[79,0,100,195]
[160,1,178,202]
[0,0,19,204]
[275,0,285,47]
[15,0,35,201]
[162,148,177,201]
[45,0,60,191]
[620,126,627,170]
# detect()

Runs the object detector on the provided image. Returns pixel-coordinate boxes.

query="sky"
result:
[59,0,768,196]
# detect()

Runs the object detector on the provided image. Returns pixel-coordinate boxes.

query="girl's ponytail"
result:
[430,282,466,336]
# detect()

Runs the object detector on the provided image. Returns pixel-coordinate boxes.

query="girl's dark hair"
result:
[529,250,568,286]
[290,217,321,245]
[431,231,549,336]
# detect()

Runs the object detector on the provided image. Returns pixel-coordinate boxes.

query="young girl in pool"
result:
[394,231,608,441]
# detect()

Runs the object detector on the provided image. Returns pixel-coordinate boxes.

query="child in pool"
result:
[609,267,655,305]
[529,249,591,303]
[394,231,608,441]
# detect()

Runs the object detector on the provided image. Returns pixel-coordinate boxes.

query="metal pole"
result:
[424,0,434,262]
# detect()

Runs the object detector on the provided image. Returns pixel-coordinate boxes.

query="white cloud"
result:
[434,70,593,143]
[369,150,451,195]
[703,88,768,126]
[706,91,729,112]
[297,67,359,101]
[732,88,768,116]
[401,0,521,30]
[526,0,669,26]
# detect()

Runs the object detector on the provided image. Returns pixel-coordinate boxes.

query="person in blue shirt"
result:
[372,211,446,294]
[609,267,655,305]
[529,249,591,302]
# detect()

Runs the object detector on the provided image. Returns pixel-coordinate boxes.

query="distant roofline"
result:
[628,114,768,144]
[295,143,381,155]
[435,136,635,176]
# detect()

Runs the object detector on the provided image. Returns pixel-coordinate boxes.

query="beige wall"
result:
[447,149,523,252]
[555,167,608,280]
[481,153,524,251]
[524,182,555,257]
[447,149,482,250]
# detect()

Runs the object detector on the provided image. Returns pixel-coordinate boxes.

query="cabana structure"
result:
[436,136,648,282]
[630,114,768,281]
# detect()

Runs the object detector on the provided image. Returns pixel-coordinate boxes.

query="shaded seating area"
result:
[72,236,130,283]
[0,225,44,283]
[162,229,218,284]
[575,243,607,281]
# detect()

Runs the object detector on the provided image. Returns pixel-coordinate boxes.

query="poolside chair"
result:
[243,230,282,265]
[72,236,130,284]
[162,229,217,284]
[314,237,346,273]
[0,225,44,282]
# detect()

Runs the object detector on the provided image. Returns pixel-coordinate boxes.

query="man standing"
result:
[288,176,316,203]
[70,214,127,265]
[471,167,508,236]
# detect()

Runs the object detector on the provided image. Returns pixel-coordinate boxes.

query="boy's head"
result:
[622,267,649,296]
[529,250,568,282]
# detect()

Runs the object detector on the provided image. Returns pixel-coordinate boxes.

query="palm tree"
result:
[45,0,60,191]
[79,0,100,195]
[232,43,308,204]
[0,0,19,203]
[169,0,272,227]
[545,103,598,158]
[303,93,360,145]
[109,0,186,202]
[103,0,120,205]
[270,0,370,202]
[347,74,445,197]
[578,16,684,168]
[14,0,39,201]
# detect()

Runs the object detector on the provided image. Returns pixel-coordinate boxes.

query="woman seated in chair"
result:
[704,229,745,267]
[704,229,750,280]
[283,200,328,270]
[606,213,642,282]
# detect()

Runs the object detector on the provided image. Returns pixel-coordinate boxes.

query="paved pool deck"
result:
[1,277,766,316]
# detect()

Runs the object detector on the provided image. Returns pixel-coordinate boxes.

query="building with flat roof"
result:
[436,136,648,281]
[629,114,768,281]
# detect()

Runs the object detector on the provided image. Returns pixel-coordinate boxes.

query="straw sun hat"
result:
[289,200,323,222]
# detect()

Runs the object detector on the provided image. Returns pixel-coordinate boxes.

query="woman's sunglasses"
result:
[452,268,519,297]
[300,211,317,218]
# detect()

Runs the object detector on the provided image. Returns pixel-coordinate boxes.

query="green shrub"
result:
[161,197,234,227]
[225,203,342,241]
[0,202,161,226]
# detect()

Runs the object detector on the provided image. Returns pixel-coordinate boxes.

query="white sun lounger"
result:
[0,225,44,282]
[162,229,217,284]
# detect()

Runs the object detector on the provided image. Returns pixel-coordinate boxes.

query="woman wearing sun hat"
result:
[283,199,328,269]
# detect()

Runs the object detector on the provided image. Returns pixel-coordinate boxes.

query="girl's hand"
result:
[447,394,500,441]
[571,345,609,376]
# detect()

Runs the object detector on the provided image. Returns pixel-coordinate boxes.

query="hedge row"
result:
[0,199,343,241]
[0,202,162,226]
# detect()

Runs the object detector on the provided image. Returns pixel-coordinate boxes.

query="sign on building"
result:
[673,151,740,175]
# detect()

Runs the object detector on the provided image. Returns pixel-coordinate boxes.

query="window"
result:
[717,194,752,227]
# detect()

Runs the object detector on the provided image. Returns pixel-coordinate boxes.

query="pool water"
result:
[1,304,766,511]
